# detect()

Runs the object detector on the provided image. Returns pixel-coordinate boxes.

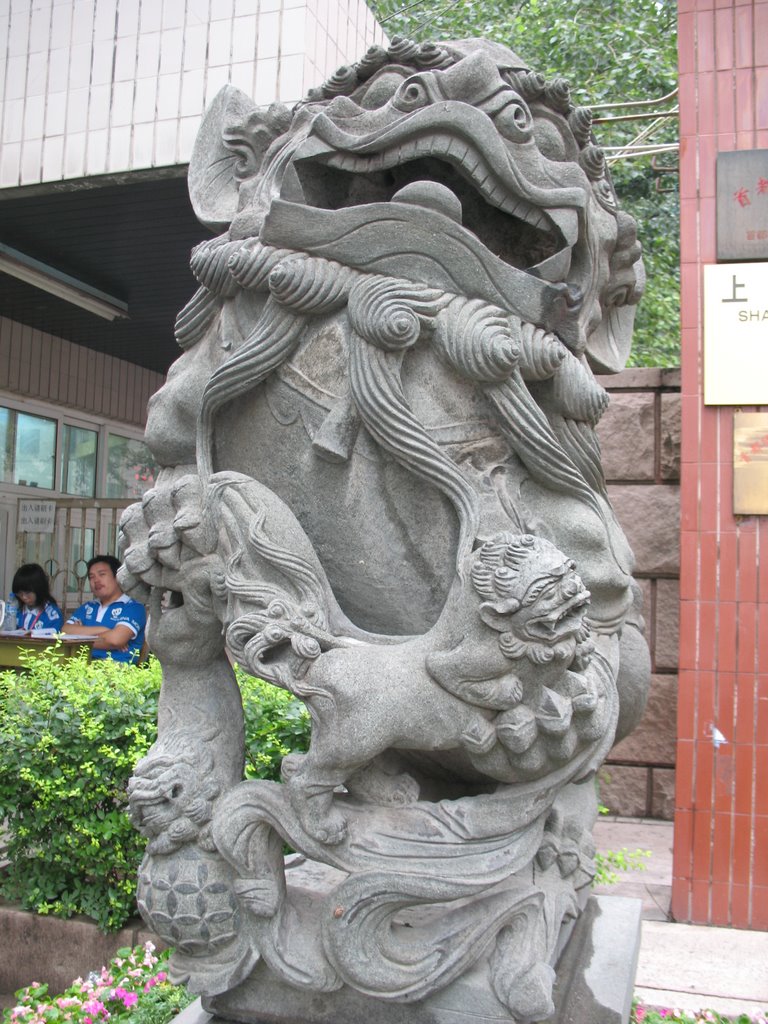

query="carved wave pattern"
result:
[433,296,520,382]
[198,298,306,477]
[484,370,605,521]
[347,275,444,352]
[189,236,243,297]
[516,321,567,381]
[174,287,221,351]
[321,870,544,1003]
[227,241,293,291]
[268,254,355,314]
[348,337,480,569]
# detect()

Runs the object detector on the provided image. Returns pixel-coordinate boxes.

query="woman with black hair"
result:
[11,563,63,633]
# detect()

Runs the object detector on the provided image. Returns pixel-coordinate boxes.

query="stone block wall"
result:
[595,367,681,820]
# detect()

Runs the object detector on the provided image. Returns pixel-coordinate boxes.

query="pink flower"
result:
[84,1016,92,1024]
[155,972,167,983]
[635,1008,646,1021]
[121,993,138,1009]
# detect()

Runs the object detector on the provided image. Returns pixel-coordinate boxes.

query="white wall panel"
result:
[0,318,165,427]
[0,0,386,188]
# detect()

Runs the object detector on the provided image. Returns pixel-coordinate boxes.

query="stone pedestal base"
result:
[542,895,642,1024]
[173,895,641,1024]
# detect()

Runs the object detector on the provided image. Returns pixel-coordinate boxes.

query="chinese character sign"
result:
[718,151,768,259]
[703,263,768,405]
[734,412,768,515]
[18,500,56,533]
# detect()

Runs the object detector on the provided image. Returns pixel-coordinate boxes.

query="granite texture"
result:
[611,674,677,765]
[608,485,681,576]
[119,37,650,1022]
[596,392,656,482]
[170,896,643,1024]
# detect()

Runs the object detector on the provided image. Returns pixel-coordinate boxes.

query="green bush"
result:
[0,648,162,929]
[0,647,310,931]
[239,672,310,780]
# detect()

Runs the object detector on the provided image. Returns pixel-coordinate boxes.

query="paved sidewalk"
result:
[595,816,768,1019]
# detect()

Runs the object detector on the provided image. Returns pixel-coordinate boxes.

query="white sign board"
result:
[704,263,768,404]
[18,500,56,533]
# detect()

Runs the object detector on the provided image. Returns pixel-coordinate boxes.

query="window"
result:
[0,398,155,500]
[0,405,57,490]
[62,424,98,497]
[106,433,158,499]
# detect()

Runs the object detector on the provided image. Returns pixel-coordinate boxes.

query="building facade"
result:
[0,0,385,606]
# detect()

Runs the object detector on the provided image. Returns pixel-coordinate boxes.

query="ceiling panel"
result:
[0,175,212,375]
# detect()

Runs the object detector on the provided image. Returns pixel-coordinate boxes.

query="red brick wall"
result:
[674,0,768,929]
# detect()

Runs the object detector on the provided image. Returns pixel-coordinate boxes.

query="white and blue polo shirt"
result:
[66,594,147,664]
[19,601,63,632]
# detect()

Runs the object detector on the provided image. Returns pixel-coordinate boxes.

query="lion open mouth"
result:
[292,154,569,279]
[523,587,591,643]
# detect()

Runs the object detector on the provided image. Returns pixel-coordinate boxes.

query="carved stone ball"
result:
[136,848,240,955]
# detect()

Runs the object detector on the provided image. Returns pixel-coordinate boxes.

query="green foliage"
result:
[0,648,161,930]
[369,0,680,367]
[593,846,651,887]
[594,780,651,886]
[0,651,310,930]
[3,942,194,1024]
[237,669,311,781]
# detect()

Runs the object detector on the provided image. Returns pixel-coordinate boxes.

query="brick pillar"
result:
[674,0,768,929]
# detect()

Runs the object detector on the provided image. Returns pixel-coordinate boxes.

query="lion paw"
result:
[386,772,419,805]
[313,815,348,846]
[461,717,497,754]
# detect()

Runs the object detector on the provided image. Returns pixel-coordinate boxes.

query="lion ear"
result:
[479,598,521,632]
[188,85,291,231]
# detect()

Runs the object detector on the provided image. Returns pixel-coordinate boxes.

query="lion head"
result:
[470,533,591,664]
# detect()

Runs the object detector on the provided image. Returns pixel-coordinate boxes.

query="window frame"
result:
[0,391,154,501]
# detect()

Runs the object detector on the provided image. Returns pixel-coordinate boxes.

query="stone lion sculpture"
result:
[121,35,650,1024]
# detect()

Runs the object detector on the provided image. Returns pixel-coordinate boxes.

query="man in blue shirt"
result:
[63,555,147,664]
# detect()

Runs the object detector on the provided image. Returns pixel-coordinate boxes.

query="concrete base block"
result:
[542,896,642,1024]
[0,901,160,995]
[172,895,641,1024]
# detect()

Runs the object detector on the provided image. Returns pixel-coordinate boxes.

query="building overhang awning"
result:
[0,169,209,375]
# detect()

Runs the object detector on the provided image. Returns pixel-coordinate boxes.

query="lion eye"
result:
[394,78,429,111]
